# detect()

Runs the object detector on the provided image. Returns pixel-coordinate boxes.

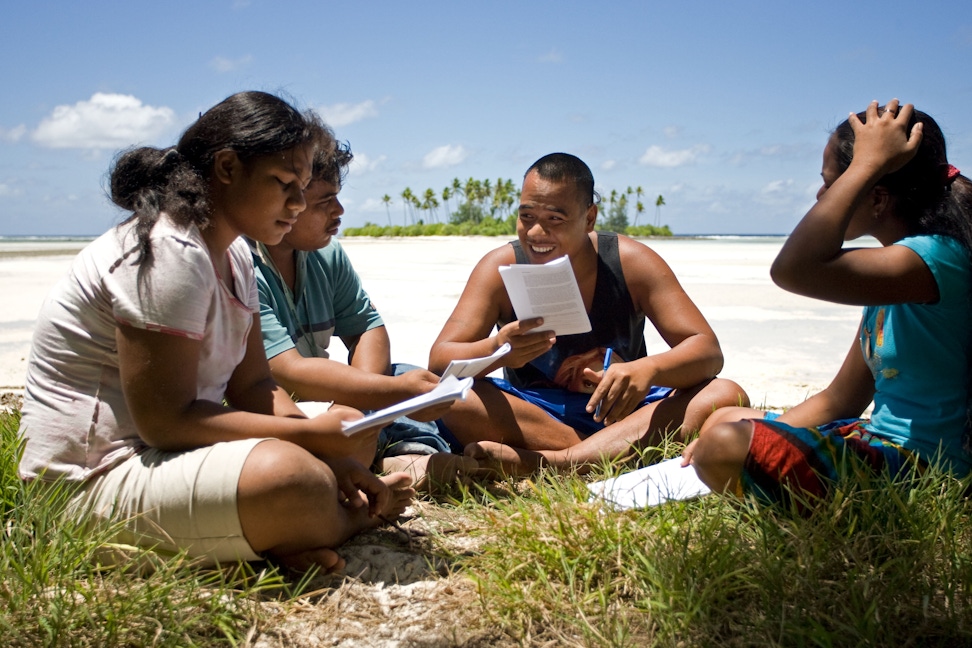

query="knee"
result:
[239,439,336,502]
[691,420,753,478]
[706,378,750,409]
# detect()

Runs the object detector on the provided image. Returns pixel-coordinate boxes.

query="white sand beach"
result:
[0,235,866,410]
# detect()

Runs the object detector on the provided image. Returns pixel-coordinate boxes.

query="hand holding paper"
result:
[340,376,473,436]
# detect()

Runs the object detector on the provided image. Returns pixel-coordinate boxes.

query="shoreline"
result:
[0,235,861,411]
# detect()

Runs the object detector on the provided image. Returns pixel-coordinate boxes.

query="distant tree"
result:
[655,194,666,227]
[381,194,393,226]
[601,193,629,233]
[401,187,415,225]
[634,200,645,226]
[441,186,453,221]
[421,188,440,223]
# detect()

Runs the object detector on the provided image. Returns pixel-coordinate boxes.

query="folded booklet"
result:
[340,375,473,436]
[441,342,511,380]
[586,457,711,510]
[499,255,592,336]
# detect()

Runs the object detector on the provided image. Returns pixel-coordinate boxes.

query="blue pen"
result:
[594,347,613,419]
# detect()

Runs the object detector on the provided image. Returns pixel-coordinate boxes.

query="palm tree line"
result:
[350,177,671,237]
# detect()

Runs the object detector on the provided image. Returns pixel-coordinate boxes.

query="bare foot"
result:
[274,546,346,574]
[463,441,548,478]
[378,471,416,519]
[381,452,480,494]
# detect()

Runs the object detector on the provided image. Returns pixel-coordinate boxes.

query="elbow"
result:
[428,349,446,375]
[708,346,725,377]
[769,257,805,295]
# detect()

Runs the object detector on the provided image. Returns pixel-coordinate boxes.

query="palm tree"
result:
[441,186,453,221]
[655,194,666,227]
[401,187,415,225]
[634,200,645,226]
[381,194,393,226]
[422,188,439,223]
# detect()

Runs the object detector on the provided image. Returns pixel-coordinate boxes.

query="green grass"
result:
[0,410,306,648]
[459,448,972,646]
[7,404,972,646]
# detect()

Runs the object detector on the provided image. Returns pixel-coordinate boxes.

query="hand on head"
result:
[848,99,923,178]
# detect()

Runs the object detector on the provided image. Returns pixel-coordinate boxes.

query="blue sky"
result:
[2,1,970,236]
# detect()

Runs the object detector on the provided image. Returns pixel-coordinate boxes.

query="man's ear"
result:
[585,202,598,232]
[212,149,241,185]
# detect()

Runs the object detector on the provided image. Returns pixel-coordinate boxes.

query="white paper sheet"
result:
[499,255,592,336]
[587,457,711,509]
[340,376,473,436]
[441,342,511,380]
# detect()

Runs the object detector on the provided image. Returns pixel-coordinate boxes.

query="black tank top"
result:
[503,231,647,389]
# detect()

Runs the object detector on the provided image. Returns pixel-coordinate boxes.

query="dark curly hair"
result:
[109,91,331,269]
[311,121,354,187]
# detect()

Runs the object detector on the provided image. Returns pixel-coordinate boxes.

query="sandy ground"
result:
[1,235,871,645]
[0,235,864,408]
[0,237,859,407]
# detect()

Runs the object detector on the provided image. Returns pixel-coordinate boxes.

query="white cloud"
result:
[761,179,794,195]
[209,55,253,73]
[663,125,680,139]
[601,160,617,171]
[349,152,386,175]
[422,144,468,169]
[639,144,710,168]
[1,124,26,142]
[320,100,379,127]
[358,197,387,213]
[32,93,176,150]
[539,48,563,63]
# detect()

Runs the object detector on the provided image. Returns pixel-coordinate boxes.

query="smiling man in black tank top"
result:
[430,153,748,475]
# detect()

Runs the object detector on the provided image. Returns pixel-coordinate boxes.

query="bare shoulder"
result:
[467,242,518,285]
[615,234,676,277]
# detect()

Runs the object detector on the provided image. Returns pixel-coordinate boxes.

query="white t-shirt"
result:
[18,215,258,481]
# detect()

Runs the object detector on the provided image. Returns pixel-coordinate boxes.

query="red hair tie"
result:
[945,164,961,185]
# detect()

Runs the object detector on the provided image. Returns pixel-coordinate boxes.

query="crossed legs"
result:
[441,378,750,476]
[238,439,414,572]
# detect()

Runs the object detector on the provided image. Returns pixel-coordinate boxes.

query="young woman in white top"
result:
[18,91,413,572]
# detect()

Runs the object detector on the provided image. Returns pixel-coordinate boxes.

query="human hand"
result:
[307,404,380,465]
[849,99,923,177]
[327,456,394,517]
[681,438,698,467]
[495,317,555,368]
[394,369,452,421]
[585,357,653,425]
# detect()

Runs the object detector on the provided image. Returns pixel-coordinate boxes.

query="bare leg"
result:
[237,440,412,572]
[687,420,755,494]
[381,452,480,494]
[439,381,585,450]
[466,378,749,476]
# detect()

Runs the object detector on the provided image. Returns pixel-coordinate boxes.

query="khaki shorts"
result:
[70,438,270,566]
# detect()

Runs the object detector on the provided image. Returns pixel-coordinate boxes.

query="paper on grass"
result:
[499,255,592,336]
[441,342,511,380]
[587,457,711,510]
[340,375,473,436]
